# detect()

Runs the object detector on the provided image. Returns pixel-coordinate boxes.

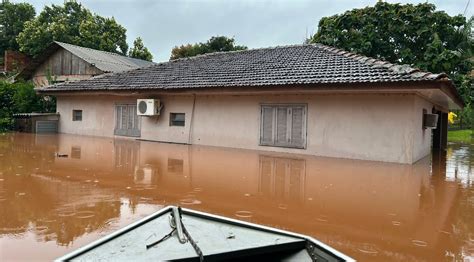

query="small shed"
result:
[13,113,60,134]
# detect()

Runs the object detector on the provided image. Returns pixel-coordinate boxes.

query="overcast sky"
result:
[14,0,472,62]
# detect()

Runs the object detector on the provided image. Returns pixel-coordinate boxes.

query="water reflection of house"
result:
[259,156,306,201]
[114,139,140,172]
[45,134,465,259]
[0,172,120,246]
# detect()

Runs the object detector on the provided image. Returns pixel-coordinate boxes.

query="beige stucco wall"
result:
[55,93,434,164]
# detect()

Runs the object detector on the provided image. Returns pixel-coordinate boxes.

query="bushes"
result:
[0,82,15,131]
[449,106,474,130]
[0,81,56,131]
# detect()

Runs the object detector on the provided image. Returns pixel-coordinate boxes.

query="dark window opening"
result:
[72,110,82,121]
[170,113,185,126]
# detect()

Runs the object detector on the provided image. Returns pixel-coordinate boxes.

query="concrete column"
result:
[432,110,448,150]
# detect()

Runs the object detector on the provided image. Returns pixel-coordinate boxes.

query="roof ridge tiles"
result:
[313,43,446,80]
[169,44,318,62]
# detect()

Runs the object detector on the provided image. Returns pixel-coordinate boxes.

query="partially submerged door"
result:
[114,104,141,137]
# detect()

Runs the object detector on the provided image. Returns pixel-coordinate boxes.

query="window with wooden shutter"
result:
[259,104,307,149]
[114,104,141,137]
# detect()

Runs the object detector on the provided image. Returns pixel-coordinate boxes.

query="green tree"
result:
[0,80,56,131]
[170,36,247,60]
[17,1,128,57]
[129,37,153,61]
[0,1,35,57]
[310,2,473,109]
[0,81,15,131]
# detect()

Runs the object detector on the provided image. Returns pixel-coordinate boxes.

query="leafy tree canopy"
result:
[310,2,473,107]
[17,1,129,57]
[0,1,35,58]
[170,36,247,60]
[0,81,55,131]
[129,37,153,61]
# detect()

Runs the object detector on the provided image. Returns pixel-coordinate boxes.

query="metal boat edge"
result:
[56,206,355,261]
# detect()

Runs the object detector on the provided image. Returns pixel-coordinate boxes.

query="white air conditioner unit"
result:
[423,113,438,129]
[137,99,161,116]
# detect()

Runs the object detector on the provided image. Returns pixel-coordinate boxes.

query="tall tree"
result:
[17,1,128,57]
[129,37,153,61]
[170,36,247,60]
[310,2,473,108]
[0,1,35,56]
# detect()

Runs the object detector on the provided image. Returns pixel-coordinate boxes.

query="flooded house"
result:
[17,41,155,87]
[36,44,464,164]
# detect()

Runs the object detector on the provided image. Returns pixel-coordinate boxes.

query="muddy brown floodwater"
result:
[0,133,473,261]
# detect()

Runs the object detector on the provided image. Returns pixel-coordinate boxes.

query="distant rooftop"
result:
[18,41,155,79]
[53,42,155,73]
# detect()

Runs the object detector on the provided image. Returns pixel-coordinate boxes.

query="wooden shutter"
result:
[129,106,141,137]
[260,106,274,145]
[276,107,288,145]
[260,104,306,149]
[115,104,141,137]
[290,106,305,148]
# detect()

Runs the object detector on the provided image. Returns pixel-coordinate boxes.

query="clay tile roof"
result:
[38,43,451,92]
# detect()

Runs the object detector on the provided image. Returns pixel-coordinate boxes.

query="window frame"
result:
[169,113,185,127]
[259,103,307,149]
[72,110,82,121]
[114,104,141,137]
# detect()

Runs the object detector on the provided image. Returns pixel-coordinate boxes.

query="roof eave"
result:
[437,78,465,109]
[35,80,464,110]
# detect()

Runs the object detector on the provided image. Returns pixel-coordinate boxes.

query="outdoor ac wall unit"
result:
[137,99,161,116]
[423,113,438,129]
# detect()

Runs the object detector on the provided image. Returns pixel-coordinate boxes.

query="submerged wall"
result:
[55,93,433,164]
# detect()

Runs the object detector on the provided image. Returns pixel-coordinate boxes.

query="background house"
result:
[17,41,155,87]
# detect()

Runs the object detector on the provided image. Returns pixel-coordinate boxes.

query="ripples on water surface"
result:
[0,133,472,261]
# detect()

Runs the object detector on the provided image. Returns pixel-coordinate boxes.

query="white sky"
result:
[13,0,473,62]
